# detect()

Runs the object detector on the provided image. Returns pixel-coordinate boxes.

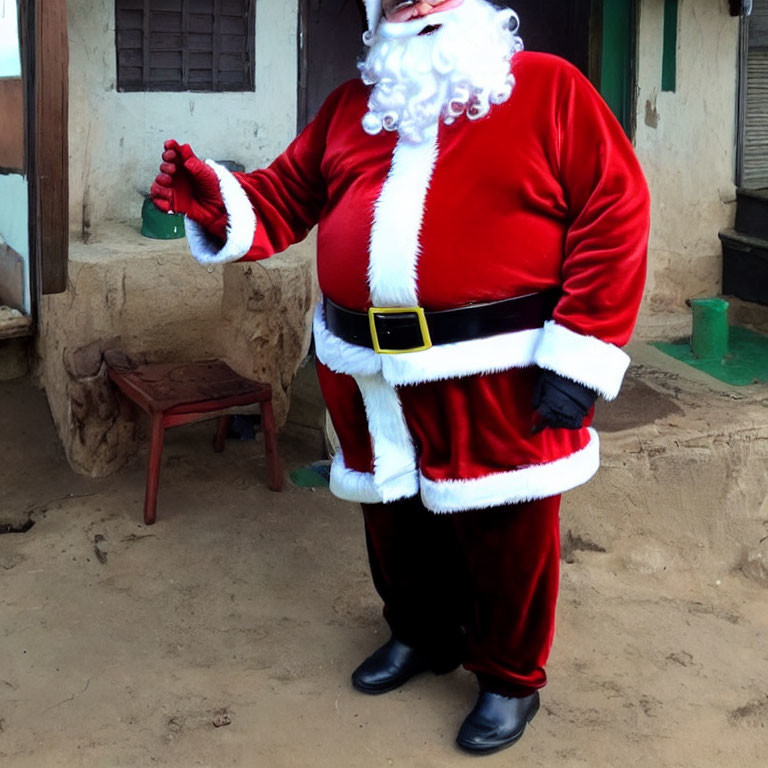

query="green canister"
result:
[690,298,729,360]
[141,197,186,239]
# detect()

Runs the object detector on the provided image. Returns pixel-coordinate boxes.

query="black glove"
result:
[532,370,598,433]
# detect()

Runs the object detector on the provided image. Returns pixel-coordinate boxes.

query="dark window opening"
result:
[115,0,255,92]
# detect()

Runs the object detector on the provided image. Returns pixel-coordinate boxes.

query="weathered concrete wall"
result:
[634,0,740,340]
[0,173,30,313]
[67,0,298,237]
[220,232,320,416]
[38,224,316,477]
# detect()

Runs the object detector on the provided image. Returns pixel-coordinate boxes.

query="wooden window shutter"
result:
[116,0,255,92]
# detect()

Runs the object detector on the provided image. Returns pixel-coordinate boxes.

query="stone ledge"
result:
[0,309,32,340]
[38,223,317,477]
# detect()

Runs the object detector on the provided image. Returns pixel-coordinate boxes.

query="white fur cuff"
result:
[533,321,630,401]
[185,160,256,266]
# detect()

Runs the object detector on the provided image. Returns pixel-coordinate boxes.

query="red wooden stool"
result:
[108,359,283,525]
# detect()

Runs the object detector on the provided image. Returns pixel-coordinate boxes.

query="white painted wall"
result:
[67,0,299,237]
[634,0,740,335]
[0,173,30,312]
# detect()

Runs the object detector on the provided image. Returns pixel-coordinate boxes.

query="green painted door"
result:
[599,0,637,137]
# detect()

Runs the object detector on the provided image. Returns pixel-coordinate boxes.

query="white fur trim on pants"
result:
[184,160,256,266]
[533,321,630,401]
[419,428,601,513]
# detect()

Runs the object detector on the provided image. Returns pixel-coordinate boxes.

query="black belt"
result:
[323,289,560,354]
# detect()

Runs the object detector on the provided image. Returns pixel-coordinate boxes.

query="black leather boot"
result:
[456,690,540,754]
[351,636,432,695]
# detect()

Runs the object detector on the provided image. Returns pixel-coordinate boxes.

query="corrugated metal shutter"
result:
[744,1,768,188]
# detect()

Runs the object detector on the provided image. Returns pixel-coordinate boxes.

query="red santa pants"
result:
[361,494,561,697]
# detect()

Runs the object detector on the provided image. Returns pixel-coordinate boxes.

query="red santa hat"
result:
[365,0,382,30]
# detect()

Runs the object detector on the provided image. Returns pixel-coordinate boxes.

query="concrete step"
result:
[565,342,768,582]
[719,228,768,305]
[735,187,768,241]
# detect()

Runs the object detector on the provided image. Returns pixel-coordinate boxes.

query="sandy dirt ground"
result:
[1,376,767,767]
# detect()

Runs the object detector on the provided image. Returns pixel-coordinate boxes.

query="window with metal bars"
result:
[115,0,255,92]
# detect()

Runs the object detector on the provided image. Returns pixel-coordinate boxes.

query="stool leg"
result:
[214,415,231,453]
[260,400,283,492]
[144,413,165,525]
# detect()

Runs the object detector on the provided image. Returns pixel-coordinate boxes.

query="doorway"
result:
[297,0,366,130]
[298,0,637,136]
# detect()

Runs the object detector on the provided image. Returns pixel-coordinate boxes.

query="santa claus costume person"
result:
[152,0,649,754]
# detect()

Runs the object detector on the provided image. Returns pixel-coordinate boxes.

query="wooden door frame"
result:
[20,0,69,316]
[297,0,309,131]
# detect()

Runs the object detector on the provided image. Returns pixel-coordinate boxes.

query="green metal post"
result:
[690,298,730,360]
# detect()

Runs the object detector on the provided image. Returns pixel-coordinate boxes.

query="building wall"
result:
[0,173,30,312]
[67,0,299,236]
[634,0,740,338]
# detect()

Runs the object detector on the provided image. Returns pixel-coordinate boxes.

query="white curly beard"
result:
[359,0,523,145]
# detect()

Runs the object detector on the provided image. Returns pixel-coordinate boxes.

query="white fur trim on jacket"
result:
[420,428,601,513]
[313,303,381,377]
[313,301,542,385]
[381,326,543,385]
[329,453,382,504]
[368,133,439,307]
[533,321,630,401]
[185,160,256,266]
[353,373,420,502]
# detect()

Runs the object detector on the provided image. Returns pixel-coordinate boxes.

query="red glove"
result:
[151,140,224,229]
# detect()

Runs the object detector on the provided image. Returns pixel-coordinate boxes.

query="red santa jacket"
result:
[185,52,650,513]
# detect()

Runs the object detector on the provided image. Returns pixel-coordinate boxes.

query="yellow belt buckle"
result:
[368,306,433,354]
